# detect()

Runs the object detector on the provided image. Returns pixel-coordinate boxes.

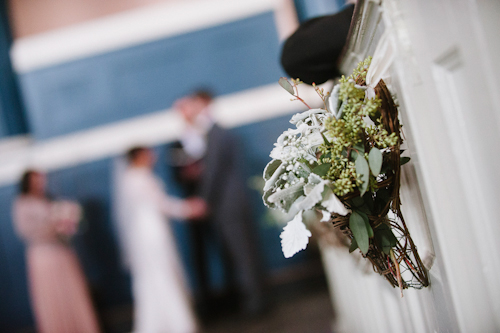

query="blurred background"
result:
[3,0,500,332]
[0,0,349,332]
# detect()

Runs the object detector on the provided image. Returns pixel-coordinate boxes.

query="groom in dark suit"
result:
[171,90,264,318]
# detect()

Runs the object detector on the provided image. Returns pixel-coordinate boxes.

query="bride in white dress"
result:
[114,147,206,333]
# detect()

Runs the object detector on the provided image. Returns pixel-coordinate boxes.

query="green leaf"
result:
[363,193,375,212]
[312,163,331,177]
[319,152,332,162]
[351,196,364,207]
[355,154,370,196]
[321,133,330,145]
[263,159,282,180]
[374,224,398,255]
[350,211,370,254]
[400,156,411,165]
[337,100,346,119]
[357,204,372,217]
[349,238,358,253]
[353,143,365,153]
[376,187,391,203]
[279,77,295,95]
[358,211,374,238]
[351,150,358,161]
[368,148,383,177]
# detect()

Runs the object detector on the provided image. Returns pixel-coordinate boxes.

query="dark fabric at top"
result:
[280,5,355,85]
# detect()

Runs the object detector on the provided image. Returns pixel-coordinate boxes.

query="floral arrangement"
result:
[263,58,428,293]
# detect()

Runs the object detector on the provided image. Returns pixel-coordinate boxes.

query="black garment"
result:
[170,125,264,316]
[170,140,212,315]
[280,5,355,85]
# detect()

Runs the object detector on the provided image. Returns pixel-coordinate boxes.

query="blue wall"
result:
[18,12,284,139]
[294,0,347,22]
[0,115,314,331]
[0,185,34,331]
[0,1,28,137]
[0,9,316,331]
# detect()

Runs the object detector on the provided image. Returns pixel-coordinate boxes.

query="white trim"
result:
[10,0,282,73]
[0,83,324,187]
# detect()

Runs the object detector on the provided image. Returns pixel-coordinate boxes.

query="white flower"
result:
[321,186,350,216]
[320,210,331,222]
[300,173,350,216]
[326,84,340,116]
[263,163,285,191]
[280,211,311,258]
[295,174,325,211]
[290,108,325,126]
[305,131,324,149]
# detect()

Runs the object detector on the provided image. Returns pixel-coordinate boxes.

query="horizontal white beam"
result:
[10,0,281,73]
[0,83,325,187]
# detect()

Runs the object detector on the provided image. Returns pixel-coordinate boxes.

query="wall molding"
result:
[10,0,286,73]
[0,83,323,187]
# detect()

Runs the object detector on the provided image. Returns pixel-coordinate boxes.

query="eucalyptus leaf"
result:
[320,152,331,163]
[357,204,372,216]
[350,211,369,254]
[351,196,364,207]
[349,238,358,253]
[363,193,375,212]
[375,187,391,211]
[312,163,331,177]
[353,143,365,153]
[321,133,330,145]
[358,211,374,238]
[355,154,370,196]
[375,224,398,255]
[337,99,346,119]
[400,156,411,165]
[350,150,358,162]
[368,148,383,177]
[279,77,295,95]
[376,188,391,203]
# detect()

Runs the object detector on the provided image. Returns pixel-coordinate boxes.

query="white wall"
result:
[322,0,500,331]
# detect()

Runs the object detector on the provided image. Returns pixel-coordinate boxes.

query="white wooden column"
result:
[321,0,500,331]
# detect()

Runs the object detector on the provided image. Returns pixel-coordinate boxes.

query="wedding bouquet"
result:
[263,58,428,292]
[52,200,82,238]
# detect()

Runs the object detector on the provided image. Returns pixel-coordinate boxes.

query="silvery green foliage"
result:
[263,102,349,258]
[280,210,311,258]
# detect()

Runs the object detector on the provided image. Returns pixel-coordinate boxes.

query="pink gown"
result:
[12,196,101,333]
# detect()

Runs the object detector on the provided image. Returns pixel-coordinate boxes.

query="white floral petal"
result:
[320,210,331,222]
[269,146,282,160]
[365,87,376,100]
[263,164,285,191]
[280,211,311,258]
[296,181,324,211]
[267,181,305,203]
[263,159,282,180]
[322,186,350,216]
[307,173,323,186]
[290,109,325,125]
[306,131,324,147]
[327,84,340,115]
[287,195,306,217]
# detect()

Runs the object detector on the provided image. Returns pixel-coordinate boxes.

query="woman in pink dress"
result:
[12,170,101,333]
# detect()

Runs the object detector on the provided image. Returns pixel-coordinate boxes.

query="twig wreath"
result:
[263,58,429,295]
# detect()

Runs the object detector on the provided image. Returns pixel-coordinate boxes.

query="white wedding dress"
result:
[116,166,198,333]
